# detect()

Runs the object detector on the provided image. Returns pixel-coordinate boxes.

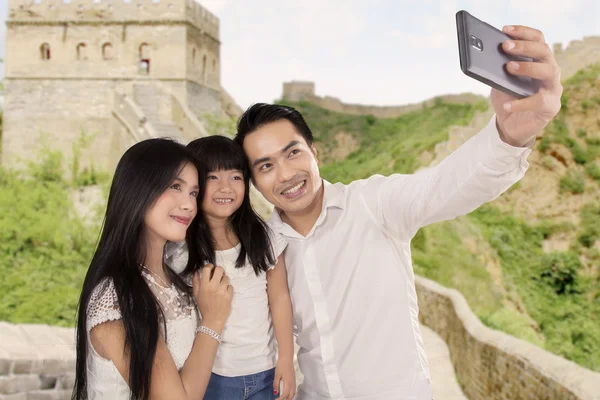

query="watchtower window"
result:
[40,43,51,60]
[139,43,151,74]
[102,43,114,60]
[76,43,87,61]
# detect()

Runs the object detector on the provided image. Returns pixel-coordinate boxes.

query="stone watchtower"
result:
[2,0,228,171]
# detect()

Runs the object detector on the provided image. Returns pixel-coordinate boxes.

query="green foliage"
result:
[365,114,376,126]
[586,138,600,161]
[279,98,488,181]
[479,308,545,347]
[585,162,600,181]
[559,170,585,194]
[560,93,569,110]
[1,110,4,155]
[541,156,555,170]
[70,130,110,187]
[203,113,237,137]
[26,147,65,183]
[577,203,600,248]
[538,136,552,153]
[581,100,592,112]
[0,150,102,326]
[572,143,589,164]
[469,206,600,371]
[565,64,600,87]
[411,219,505,319]
[542,115,600,165]
[535,252,582,295]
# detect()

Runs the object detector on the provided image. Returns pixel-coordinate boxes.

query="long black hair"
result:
[185,135,275,276]
[73,138,203,400]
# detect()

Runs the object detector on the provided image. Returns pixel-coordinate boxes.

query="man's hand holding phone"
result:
[492,25,562,147]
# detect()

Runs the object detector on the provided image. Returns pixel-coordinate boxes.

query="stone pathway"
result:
[0,322,467,399]
[421,325,468,400]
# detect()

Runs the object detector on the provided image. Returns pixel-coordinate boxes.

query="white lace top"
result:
[85,275,198,399]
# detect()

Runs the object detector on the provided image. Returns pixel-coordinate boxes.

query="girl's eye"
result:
[207,175,218,180]
[190,191,199,198]
[170,183,181,190]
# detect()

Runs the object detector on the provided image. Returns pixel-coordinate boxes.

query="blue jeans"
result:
[203,368,279,400]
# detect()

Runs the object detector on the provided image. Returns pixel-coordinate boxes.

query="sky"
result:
[0,0,599,109]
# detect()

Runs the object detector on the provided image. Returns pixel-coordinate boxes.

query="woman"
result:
[72,138,232,400]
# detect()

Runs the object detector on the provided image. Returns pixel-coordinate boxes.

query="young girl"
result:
[165,135,296,400]
[73,138,233,400]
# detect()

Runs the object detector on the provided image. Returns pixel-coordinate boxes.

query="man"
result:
[234,25,562,399]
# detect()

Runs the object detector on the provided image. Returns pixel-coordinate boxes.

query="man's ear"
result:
[311,145,318,164]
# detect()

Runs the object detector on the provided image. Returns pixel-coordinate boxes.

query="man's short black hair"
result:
[234,103,314,148]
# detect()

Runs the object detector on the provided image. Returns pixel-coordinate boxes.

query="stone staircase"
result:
[0,322,75,400]
[133,84,182,138]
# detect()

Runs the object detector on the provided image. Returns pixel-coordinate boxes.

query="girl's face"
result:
[202,169,245,223]
[144,163,199,245]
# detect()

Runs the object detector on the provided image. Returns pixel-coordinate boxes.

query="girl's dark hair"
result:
[185,135,275,276]
[73,138,203,400]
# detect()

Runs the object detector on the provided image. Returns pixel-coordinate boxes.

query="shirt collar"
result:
[269,179,345,233]
[322,179,345,210]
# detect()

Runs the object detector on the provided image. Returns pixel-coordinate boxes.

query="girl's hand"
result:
[273,358,296,400]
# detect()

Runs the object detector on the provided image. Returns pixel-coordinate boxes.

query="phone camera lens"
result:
[469,35,483,51]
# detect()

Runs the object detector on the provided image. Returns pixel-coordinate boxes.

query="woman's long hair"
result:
[72,138,203,400]
[185,135,275,276]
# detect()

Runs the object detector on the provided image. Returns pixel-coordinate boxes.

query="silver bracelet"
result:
[196,325,222,344]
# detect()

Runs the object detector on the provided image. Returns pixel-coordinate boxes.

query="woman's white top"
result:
[85,273,198,399]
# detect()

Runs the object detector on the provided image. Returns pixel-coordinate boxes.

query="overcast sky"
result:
[1,0,598,109]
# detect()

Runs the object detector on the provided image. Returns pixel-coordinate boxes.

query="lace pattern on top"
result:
[86,275,198,370]
[86,279,122,333]
[140,270,196,321]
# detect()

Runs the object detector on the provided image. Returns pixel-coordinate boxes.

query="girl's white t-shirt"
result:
[165,232,287,377]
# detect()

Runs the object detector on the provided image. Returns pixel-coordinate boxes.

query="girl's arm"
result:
[267,254,296,399]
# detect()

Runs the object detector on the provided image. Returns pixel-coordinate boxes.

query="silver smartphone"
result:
[456,10,540,99]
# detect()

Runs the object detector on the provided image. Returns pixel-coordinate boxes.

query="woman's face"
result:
[144,163,199,245]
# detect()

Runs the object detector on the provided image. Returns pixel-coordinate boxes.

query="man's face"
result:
[242,119,321,215]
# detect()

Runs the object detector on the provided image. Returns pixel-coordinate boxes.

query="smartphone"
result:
[456,10,539,98]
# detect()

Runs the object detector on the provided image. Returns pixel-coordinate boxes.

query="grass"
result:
[278,98,489,180]
[468,205,600,371]
[0,149,102,326]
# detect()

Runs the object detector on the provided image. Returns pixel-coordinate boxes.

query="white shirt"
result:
[165,232,287,377]
[268,116,532,400]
